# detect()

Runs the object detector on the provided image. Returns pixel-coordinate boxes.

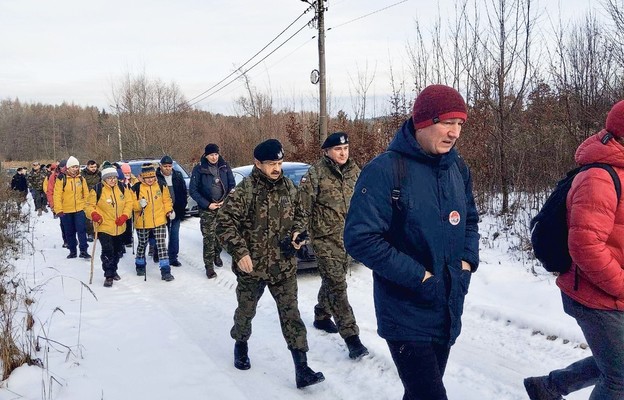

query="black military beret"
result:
[254,139,284,162]
[321,132,349,149]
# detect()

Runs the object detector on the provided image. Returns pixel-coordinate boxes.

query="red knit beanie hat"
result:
[412,85,467,129]
[606,100,624,138]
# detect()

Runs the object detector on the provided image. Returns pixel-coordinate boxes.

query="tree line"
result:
[2,0,624,218]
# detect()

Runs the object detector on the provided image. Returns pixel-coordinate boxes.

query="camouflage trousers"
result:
[231,273,309,352]
[314,257,359,339]
[199,208,222,270]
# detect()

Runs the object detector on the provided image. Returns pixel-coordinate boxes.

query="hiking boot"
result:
[170,260,182,267]
[62,242,68,248]
[113,274,121,281]
[43,207,49,213]
[79,251,91,259]
[313,319,338,334]
[86,234,94,243]
[161,272,175,282]
[67,252,77,259]
[524,376,563,400]
[37,209,42,216]
[206,268,217,279]
[214,255,224,267]
[345,335,369,360]
[291,350,325,389]
[234,341,251,370]
[103,277,114,287]
[136,267,146,276]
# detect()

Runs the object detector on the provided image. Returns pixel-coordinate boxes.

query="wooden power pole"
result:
[317,0,327,142]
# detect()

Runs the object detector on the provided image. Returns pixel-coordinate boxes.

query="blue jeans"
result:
[548,292,624,399]
[387,340,450,400]
[167,217,180,262]
[60,211,88,253]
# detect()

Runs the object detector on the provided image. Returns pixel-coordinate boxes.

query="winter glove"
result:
[56,212,65,218]
[115,214,129,226]
[139,198,148,208]
[167,211,176,220]
[91,212,103,224]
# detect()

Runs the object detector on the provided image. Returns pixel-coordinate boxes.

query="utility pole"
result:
[317,0,327,142]
[302,0,328,142]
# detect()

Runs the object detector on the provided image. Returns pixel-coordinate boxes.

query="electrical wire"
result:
[186,6,314,104]
[188,20,312,107]
[327,0,409,32]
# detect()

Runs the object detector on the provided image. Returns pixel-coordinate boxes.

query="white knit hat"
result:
[66,156,79,168]
[101,167,118,180]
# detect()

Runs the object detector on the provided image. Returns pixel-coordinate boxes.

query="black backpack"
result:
[530,163,621,274]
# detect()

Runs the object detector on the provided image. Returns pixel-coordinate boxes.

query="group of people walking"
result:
[13,84,624,399]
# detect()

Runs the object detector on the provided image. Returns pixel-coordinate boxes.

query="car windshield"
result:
[284,166,309,186]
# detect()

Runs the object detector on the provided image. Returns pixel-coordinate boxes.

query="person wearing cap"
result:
[54,156,92,259]
[189,143,235,278]
[292,132,368,359]
[45,161,68,247]
[81,160,102,242]
[156,155,188,267]
[131,163,175,282]
[27,161,47,215]
[85,162,133,287]
[344,84,479,399]
[10,167,28,202]
[524,100,624,400]
[216,139,325,389]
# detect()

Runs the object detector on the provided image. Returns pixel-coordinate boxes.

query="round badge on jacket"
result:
[449,210,461,226]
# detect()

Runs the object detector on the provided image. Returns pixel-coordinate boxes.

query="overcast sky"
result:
[0,0,597,116]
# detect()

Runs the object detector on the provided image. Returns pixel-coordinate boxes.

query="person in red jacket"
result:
[525,100,624,400]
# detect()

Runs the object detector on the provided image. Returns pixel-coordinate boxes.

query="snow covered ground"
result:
[0,202,594,400]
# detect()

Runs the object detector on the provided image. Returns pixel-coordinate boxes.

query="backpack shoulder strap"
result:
[389,151,406,211]
[94,182,103,203]
[132,182,141,199]
[581,163,622,205]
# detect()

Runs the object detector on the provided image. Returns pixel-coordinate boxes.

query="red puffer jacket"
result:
[558,130,624,310]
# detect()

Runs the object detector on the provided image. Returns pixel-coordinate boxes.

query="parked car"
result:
[231,162,316,269]
[119,158,199,217]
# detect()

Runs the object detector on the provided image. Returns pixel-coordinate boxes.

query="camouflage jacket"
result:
[294,156,360,260]
[217,166,298,282]
[27,168,47,191]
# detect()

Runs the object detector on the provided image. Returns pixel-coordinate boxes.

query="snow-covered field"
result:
[0,202,593,399]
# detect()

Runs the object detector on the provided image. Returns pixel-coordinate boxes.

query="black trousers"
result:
[98,232,124,278]
[387,340,451,400]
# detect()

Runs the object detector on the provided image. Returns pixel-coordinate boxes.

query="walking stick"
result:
[89,227,98,285]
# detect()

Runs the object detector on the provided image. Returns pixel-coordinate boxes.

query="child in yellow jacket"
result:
[132,163,175,281]
[85,163,134,287]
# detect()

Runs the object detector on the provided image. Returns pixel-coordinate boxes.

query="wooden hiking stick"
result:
[89,228,98,284]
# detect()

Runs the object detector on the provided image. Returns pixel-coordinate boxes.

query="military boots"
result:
[234,341,251,370]
[291,350,325,389]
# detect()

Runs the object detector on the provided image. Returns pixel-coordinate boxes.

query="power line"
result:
[188,20,312,107]
[186,6,314,104]
[327,0,409,32]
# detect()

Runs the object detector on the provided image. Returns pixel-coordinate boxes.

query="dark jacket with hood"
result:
[189,155,235,210]
[344,118,480,345]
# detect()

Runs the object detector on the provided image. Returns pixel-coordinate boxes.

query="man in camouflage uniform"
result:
[293,132,368,360]
[216,139,325,389]
[81,160,101,242]
[190,143,235,279]
[27,162,48,215]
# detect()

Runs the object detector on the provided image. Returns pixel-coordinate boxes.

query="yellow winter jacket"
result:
[84,183,134,236]
[53,174,89,214]
[132,182,173,229]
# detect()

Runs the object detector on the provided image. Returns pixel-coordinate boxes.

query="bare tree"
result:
[348,61,377,120]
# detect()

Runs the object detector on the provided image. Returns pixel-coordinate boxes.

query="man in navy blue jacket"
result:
[344,84,479,400]
[189,143,236,278]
